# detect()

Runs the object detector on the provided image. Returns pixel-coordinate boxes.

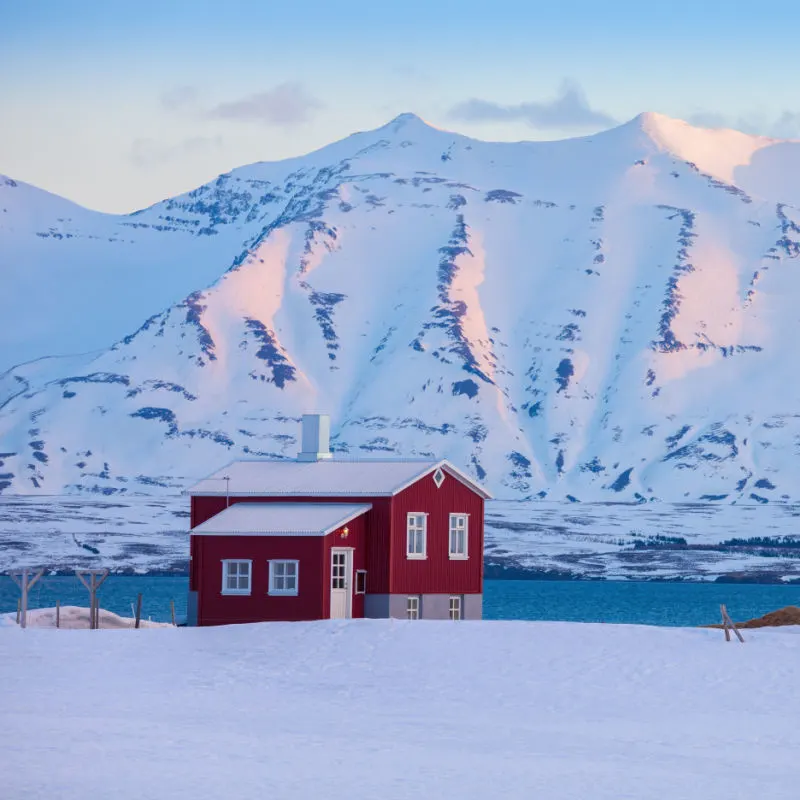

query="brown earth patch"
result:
[707,605,800,629]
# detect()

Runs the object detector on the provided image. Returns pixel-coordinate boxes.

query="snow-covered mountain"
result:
[3,111,800,502]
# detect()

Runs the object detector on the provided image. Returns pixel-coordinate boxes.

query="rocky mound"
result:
[734,605,800,628]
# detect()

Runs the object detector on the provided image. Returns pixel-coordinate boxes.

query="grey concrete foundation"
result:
[463,593,483,620]
[364,593,390,618]
[364,593,483,620]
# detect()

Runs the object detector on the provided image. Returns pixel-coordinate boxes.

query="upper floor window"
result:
[406,513,427,559]
[449,514,469,559]
[269,560,299,596]
[221,560,252,595]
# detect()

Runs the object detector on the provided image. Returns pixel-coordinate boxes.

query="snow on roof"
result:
[186,458,492,499]
[190,503,373,537]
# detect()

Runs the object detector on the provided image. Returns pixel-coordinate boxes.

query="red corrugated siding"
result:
[389,470,484,594]
[193,511,369,626]
[189,535,198,591]
[191,494,392,594]
[195,534,324,626]
[191,495,227,527]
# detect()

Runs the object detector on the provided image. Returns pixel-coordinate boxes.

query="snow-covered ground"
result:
[0,619,797,799]
[1,495,799,580]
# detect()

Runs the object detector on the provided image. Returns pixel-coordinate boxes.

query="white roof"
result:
[191,503,372,537]
[186,458,492,499]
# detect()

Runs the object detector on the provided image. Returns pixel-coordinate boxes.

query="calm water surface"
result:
[1,576,798,626]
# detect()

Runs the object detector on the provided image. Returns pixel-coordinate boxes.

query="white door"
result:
[330,549,353,619]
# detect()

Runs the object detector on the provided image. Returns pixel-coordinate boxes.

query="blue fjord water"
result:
[1,576,798,626]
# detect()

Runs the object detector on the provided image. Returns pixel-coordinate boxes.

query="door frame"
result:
[330,547,354,619]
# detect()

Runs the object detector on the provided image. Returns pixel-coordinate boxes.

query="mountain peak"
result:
[616,110,779,183]
[381,112,439,134]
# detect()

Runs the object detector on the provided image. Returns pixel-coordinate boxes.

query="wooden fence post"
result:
[16,599,20,625]
[135,593,143,629]
[56,599,60,629]
[170,599,176,627]
[75,569,109,630]
[720,604,745,643]
[9,568,44,629]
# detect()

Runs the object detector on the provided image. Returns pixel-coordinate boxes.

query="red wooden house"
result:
[186,414,491,626]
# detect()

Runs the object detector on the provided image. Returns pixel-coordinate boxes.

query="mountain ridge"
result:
[2,111,800,502]
[4,110,798,215]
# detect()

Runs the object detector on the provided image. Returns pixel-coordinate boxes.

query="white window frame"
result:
[355,569,367,595]
[406,512,427,559]
[268,559,299,596]
[449,595,463,621]
[449,513,469,559]
[221,559,252,596]
[407,596,420,620]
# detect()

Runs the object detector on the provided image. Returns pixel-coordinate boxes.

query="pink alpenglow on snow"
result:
[5,113,800,505]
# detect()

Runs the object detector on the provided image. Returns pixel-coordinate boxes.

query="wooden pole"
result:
[135,593,142,629]
[56,599,60,629]
[21,568,28,629]
[75,569,108,630]
[9,568,44,629]
[170,599,176,627]
[721,604,745,643]
[16,598,20,625]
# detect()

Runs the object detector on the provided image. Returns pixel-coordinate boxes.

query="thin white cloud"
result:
[449,80,617,131]
[130,136,224,169]
[206,82,322,126]
[686,110,800,139]
[160,86,199,112]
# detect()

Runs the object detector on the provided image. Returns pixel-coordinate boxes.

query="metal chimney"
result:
[297,414,333,462]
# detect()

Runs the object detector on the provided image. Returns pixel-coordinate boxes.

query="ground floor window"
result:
[355,570,367,594]
[221,560,252,595]
[449,595,463,620]
[269,560,299,596]
[407,596,420,620]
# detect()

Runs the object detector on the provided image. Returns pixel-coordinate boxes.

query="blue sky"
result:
[2,0,798,212]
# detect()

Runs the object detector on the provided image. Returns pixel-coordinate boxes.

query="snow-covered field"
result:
[2,495,799,581]
[485,500,800,581]
[0,619,797,799]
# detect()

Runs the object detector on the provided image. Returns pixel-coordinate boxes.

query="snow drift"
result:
[1,619,798,800]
